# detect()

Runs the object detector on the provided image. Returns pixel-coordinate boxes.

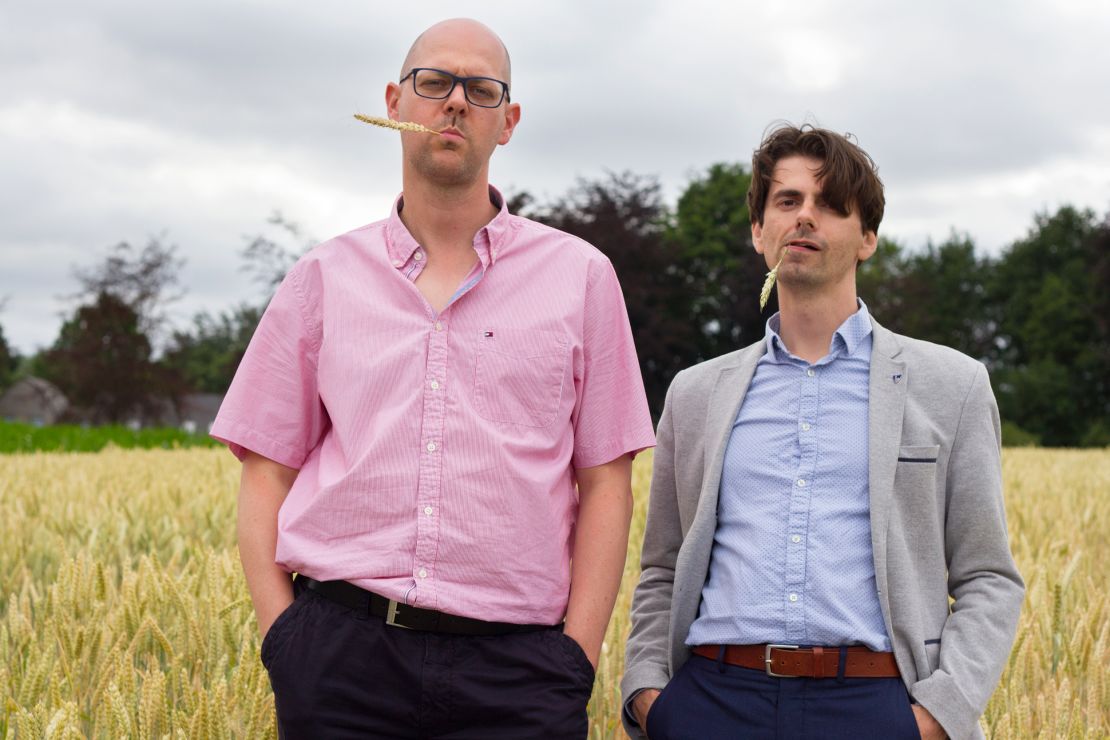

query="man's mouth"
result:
[439,127,464,141]
[786,239,820,252]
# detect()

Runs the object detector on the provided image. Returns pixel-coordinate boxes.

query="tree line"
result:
[1,163,1107,447]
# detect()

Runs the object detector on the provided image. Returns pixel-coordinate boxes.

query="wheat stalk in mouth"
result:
[759,253,787,311]
[353,114,442,135]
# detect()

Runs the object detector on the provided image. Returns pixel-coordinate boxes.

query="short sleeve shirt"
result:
[211,188,656,624]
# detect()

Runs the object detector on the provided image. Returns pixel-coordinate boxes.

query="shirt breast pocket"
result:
[473,328,569,428]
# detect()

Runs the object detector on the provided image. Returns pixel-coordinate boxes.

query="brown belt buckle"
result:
[765,644,801,677]
[385,600,413,629]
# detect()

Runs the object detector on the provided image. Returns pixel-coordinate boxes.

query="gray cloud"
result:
[2,0,1109,354]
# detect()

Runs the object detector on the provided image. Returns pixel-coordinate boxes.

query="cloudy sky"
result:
[3,0,1109,354]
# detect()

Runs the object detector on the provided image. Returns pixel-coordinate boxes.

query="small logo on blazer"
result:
[892,373,903,384]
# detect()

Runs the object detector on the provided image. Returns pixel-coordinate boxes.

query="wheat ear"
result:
[759,253,787,310]
[353,114,442,135]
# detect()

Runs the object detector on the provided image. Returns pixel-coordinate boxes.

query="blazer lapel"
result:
[701,343,763,511]
[670,341,762,671]
[868,318,907,590]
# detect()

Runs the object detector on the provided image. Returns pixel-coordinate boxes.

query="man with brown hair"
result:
[621,124,1023,739]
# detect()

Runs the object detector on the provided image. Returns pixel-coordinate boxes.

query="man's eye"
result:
[469,84,497,100]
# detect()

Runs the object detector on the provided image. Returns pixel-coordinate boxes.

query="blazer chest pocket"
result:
[897,445,939,464]
[894,444,940,495]
[474,329,569,428]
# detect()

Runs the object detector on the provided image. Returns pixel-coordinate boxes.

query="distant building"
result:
[0,378,222,434]
[119,393,224,433]
[0,377,69,425]
[168,393,224,435]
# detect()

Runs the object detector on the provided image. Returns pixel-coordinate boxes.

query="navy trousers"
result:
[646,652,921,740]
[261,581,595,739]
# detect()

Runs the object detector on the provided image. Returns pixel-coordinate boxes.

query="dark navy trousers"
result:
[646,652,921,740]
[260,580,595,739]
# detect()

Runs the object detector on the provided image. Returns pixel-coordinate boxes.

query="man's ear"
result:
[752,221,765,255]
[498,102,521,146]
[385,82,402,121]
[857,229,878,263]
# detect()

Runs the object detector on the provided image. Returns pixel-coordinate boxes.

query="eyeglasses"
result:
[400,67,510,108]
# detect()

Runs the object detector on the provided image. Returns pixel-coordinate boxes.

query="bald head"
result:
[400,18,512,88]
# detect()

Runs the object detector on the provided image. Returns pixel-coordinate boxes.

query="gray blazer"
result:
[621,317,1024,740]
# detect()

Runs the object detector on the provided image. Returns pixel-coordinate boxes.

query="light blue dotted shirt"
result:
[686,302,892,651]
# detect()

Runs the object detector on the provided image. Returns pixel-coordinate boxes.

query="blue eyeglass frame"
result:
[400,67,511,108]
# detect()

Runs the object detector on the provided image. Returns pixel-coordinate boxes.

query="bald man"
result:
[211,18,655,739]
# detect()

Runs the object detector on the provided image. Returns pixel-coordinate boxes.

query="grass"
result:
[0,420,219,453]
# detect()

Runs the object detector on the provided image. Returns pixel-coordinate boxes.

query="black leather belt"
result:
[298,575,552,636]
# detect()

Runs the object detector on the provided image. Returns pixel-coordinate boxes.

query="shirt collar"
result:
[764,300,873,363]
[385,185,511,269]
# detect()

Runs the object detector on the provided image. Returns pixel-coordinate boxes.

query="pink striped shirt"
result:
[212,189,655,624]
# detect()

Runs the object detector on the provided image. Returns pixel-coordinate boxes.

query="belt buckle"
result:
[385,600,413,629]
[765,644,801,678]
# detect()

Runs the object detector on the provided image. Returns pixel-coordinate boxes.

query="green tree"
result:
[1085,220,1110,446]
[987,206,1108,446]
[41,237,186,422]
[41,292,183,423]
[239,211,313,293]
[668,163,769,360]
[159,212,310,395]
[0,322,17,393]
[856,236,906,316]
[162,304,263,394]
[0,298,19,392]
[72,237,184,341]
[860,234,992,360]
[518,172,695,416]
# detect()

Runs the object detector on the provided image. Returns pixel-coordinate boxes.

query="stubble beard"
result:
[410,146,483,188]
[407,118,488,188]
[775,230,824,292]
[777,262,822,296]
[777,249,861,299]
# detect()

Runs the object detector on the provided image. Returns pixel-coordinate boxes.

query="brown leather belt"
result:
[693,644,900,678]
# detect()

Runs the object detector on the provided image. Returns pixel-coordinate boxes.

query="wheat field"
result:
[1,447,1107,738]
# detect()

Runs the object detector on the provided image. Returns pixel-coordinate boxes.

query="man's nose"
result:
[443,82,469,114]
[796,199,817,230]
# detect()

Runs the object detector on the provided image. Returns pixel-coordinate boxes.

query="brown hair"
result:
[747,123,885,234]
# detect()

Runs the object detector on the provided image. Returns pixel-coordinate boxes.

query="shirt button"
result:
[789,593,799,602]
[424,506,433,516]
[435,322,443,331]
[426,441,437,452]
[796,478,806,487]
[413,251,424,261]
[800,422,811,431]
[791,535,801,543]
[806,369,815,377]
[430,380,440,390]
[418,568,428,579]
